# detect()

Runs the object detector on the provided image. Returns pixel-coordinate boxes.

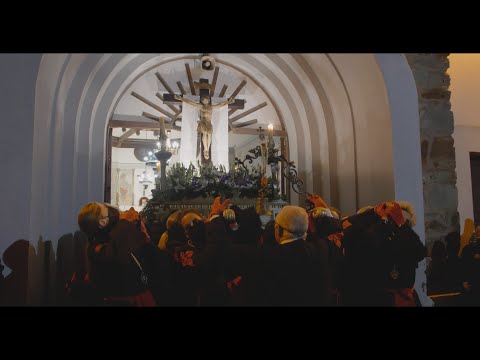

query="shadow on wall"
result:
[0,240,36,305]
[0,231,88,306]
[55,231,88,305]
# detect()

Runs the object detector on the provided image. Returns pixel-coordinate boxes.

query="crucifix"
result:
[128,62,283,168]
[162,78,245,164]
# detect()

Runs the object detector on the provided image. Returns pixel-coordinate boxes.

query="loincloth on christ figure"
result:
[197,120,213,134]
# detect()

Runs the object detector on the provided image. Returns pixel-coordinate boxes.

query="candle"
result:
[267,124,275,150]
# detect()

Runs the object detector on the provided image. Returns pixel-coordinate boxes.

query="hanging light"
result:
[142,130,158,167]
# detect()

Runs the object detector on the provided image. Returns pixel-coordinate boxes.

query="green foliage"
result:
[150,162,268,203]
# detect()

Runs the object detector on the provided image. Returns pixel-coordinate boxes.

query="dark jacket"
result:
[341,210,425,306]
[259,238,330,306]
[88,219,174,305]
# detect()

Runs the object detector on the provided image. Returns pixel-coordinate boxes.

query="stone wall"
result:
[406,54,459,249]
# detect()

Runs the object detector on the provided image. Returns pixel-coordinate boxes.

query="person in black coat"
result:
[77,203,174,306]
[340,201,425,306]
[459,235,480,306]
[168,199,232,306]
[305,193,344,306]
[259,205,330,306]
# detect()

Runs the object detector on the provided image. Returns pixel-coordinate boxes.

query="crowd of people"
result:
[68,193,435,307]
[426,222,480,306]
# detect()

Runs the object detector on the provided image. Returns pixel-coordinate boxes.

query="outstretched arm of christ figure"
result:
[211,97,235,109]
[174,94,203,109]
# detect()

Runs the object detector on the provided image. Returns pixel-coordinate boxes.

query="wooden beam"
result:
[110,118,181,131]
[155,72,174,94]
[229,119,257,132]
[162,93,245,110]
[113,138,159,149]
[194,78,214,92]
[233,119,258,128]
[142,112,169,123]
[171,112,182,127]
[156,95,182,125]
[229,80,247,100]
[141,110,181,122]
[142,112,160,122]
[111,113,157,123]
[118,128,137,143]
[231,127,287,137]
[225,80,246,120]
[131,91,176,119]
[185,63,196,95]
[230,102,268,123]
[176,81,186,95]
[140,113,182,131]
[210,66,220,97]
[111,120,159,129]
[218,84,228,98]
[156,92,180,114]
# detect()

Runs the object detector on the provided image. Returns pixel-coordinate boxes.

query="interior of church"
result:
[1,53,479,307]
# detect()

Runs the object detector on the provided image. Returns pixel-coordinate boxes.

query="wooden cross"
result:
[129,63,285,137]
[161,78,246,112]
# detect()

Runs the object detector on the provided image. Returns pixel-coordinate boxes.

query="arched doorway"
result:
[30,53,428,304]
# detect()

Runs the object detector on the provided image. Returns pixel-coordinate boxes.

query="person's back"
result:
[89,219,160,305]
[426,240,448,295]
[77,203,164,306]
[444,232,463,293]
[341,203,425,306]
[258,206,329,306]
[261,239,327,306]
[459,238,480,305]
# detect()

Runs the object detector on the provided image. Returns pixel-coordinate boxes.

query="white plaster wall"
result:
[0,54,42,271]
[449,54,480,128]
[375,54,430,306]
[330,54,395,212]
[375,54,425,239]
[449,54,480,231]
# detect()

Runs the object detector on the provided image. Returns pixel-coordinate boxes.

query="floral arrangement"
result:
[150,161,274,202]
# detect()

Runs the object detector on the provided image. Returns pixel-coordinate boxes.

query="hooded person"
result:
[340,201,425,306]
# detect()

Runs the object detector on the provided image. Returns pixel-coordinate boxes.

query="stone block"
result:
[421,88,450,100]
[423,169,456,185]
[420,102,454,132]
[424,183,458,210]
[430,136,455,159]
[421,139,429,168]
[407,54,449,73]
[425,218,448,233]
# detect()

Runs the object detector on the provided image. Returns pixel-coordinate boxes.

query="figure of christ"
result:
[174,94,235,161]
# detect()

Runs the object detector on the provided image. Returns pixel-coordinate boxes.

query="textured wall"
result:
[406,54,459,250]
